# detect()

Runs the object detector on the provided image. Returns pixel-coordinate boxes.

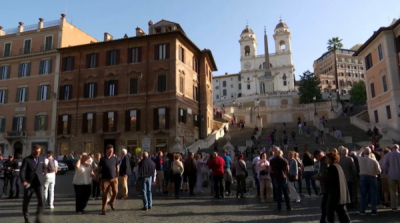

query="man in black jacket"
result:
[184,152,197,196]
[20,145,46,223]
[138,151,155,211]
[118,148,131,199]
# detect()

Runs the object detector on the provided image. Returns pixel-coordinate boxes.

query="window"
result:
[38,85,50,101]
[378,44,383,61]
[361,74,364,78]
[104,80,118,96]
[179,46,185,63]
[244,46,250,56]
[193,57,199,73]
[178,108,187,123]
[194,114,200,127]
[231,84,233,88]
[44,36,53,51]
[382,76,388,92]
[216,95,219,99]
[129,78,138,94]
[82,113,95,133]
[0,118,5,133]
[157,75,166,92]
[63,57,74,71]
[12,117,25,131]
[154,107,169,130]
[238,76,241,81]
[18,62,31,77]
[59,85,72,100]
[128,47,141,63]
[222,81,226,87]
[332,80,336,85]
[247,84,251,90]
[106,50,119,66]
[58,115,71,135]
[374,110,379,123]
[86,53,98,68]
[193,86,199,101]
[155,44,169,60]
[365,54,373,70]
[103,111,117,132]
[0,89,7,104]
[3,43,11,57]
[222,89,227,96]
[386,105,392,120]
[179,77,184,93]
[0,65,10,79]
[370,83,375,98]
[34,115,47,131]
[16,87,28,102]
[238,83,241,90]
[283,81,287,86]
[23,39,31,54]
[215,86,219,90]
[39,59,52,74]
[85,142,94,153]
[84,83,96,98]
[125,109,141,131]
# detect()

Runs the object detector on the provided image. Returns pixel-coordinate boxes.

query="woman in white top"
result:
[257,152,271,202]
[73,152,95,214]
[172,153,184,199]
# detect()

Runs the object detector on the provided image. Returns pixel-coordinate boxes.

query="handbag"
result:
[238,160,248,178]
[260,169,268,176]
[288,174,298,182]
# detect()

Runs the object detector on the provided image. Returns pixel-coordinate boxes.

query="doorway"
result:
[103,139,116,155]
[14,141,23,157]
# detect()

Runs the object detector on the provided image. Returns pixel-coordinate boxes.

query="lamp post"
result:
[328,94,334,111]
[256,99,260,118]
[313,96,317,116]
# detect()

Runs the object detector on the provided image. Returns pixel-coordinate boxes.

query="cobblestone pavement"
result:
[0,172,399,223]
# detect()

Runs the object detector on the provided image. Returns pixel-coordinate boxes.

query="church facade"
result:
[213,19,295,102]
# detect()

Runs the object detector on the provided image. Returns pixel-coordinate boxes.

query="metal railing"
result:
[6,131,26,138]
[43,20,60,28]
[24,24,38,32]
[19,48,31,55]
[3,27,18,35]
[41,44,54,52]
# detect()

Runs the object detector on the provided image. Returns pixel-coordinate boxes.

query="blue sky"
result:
[2,0,400,79]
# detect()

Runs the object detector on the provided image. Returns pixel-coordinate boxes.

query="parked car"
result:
[0,159,8,179]
[57,162,68,175]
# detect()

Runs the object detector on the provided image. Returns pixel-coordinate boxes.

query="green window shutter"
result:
[27,63,31,76]
[18,64,23,77]
[22,117,26,131]
[25,87,28,101]
[0,119,5,132]
[46,85,51,100]
[12,117,18,131]
[48,59,52,74]
[4,89,8,104]
[44,115,48,131]
[16,88,20,102]
[39,60,44,74]
[37,86,41,101]
[34,116,39,131]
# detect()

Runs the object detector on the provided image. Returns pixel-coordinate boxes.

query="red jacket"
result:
[208,156,226,176]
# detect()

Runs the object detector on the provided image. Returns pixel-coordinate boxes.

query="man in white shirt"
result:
[44,151,58,209]
[252,150,261,197]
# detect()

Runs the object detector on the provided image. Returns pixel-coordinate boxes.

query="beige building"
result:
[353,19,400,132]
[0,14,97,157]
[314,45,366,95]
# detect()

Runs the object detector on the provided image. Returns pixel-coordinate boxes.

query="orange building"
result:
[0,14,97,157]
[354,19,400,132]
[56,20,216,155]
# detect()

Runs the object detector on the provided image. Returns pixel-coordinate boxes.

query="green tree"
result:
[298,70,323,104]
[327,37,343,101]
[349,80,367,105]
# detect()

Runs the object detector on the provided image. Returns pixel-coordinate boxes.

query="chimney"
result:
[0,26,4,36]
[60,14,66,27]
[38,18,44,29]
[18,22,24,33]
[104,32,113,41]
[148,20,153,34]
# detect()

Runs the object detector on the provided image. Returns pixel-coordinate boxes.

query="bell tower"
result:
[239,25,257,71]
[273,19,291,53]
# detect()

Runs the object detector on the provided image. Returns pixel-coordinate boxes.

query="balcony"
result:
[6,131,26,138]
[41,44,54,52]
[19,48,31,55]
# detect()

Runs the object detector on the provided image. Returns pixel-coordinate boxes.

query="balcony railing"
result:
[19,48,31,55]
[2,27,18,35]
[6,131,26,138]
[43,20,60,28]
[41,44,54,52]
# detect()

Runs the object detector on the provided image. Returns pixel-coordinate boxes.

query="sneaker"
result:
[371,212,378,216]
[359,211,366,215]
[50,206,54,209]
[376,204,386,208]
[392,208,398,212]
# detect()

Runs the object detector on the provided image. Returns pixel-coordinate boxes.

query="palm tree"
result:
[327,37,343,105]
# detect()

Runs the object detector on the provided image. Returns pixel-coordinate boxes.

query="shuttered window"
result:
[39,59,52,74]
[129,78,138,94]
[157,75,166,92]
[18,62,31,77]
[34,115,48,131]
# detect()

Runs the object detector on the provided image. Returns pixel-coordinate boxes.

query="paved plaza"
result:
[0,171,399,223]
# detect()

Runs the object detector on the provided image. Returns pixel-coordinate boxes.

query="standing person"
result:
[233,154,247,198]
[298,122,303,134]
[282,123,287,133]
[302,152,319,197]
[325,152,352,223]
[195,154,207,194]
[3,155,14,198]
[338,148,357,208]
[252,150,261,198]
[314,129,320,144]
[44,151,58,209]
[20,145,46,223]
[269,149,292,211]
[313,150,328,222]
[367,128,373,140]
[73,153,95,214]
[154,151,164,195]
[213,141,219,152]
[306,126,311,138]
[183,152,197,196]
[288,151,301,203]
[291,131,296,143]
[294,152,303,197]
[220,149,233,196]
[320,130,325,145]
[379,148,391,207]
[282,134,289,154]
[11,153,22,199]
[118,149,131,200]
[382,144,400,211]
[97,145,119,215]
[356,147,381,215]
[172,153,184,199]
[92,153,101,200]
[258,152,271,202]
[138,151,156,210]
[208,152,226,199]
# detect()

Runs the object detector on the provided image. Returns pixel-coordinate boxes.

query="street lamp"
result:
[256,99,260,118]
[313,96,317,116]
[328,94,334,111]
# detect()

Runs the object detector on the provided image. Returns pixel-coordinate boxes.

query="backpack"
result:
[47,158,56,173]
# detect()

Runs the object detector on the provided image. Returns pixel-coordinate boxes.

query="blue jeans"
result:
[141,177,152,208]
[273,178,291,209]
[360,176,377,213]
[303,171,318,196]
[129,173,136,186]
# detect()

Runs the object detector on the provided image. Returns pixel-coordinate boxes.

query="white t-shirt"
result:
[73,165,92,185]
[252,157,260,173]
[45,158,58,177]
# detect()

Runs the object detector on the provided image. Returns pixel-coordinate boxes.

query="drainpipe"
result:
[75,50,82,149]
[145,40,149,134]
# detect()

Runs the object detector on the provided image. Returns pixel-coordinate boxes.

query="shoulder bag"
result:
[237,160,248,178]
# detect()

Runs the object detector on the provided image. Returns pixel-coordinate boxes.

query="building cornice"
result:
[0,50,57,62]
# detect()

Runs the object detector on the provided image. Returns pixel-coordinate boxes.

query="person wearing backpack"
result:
[44,151,58,209]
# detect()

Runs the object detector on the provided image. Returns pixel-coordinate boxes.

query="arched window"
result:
[222,81,226,87]
[244,46,250,56]
[279,40,286,51]
[216,95,219,99]
[222,89,227,96]
[283,74,287,86]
